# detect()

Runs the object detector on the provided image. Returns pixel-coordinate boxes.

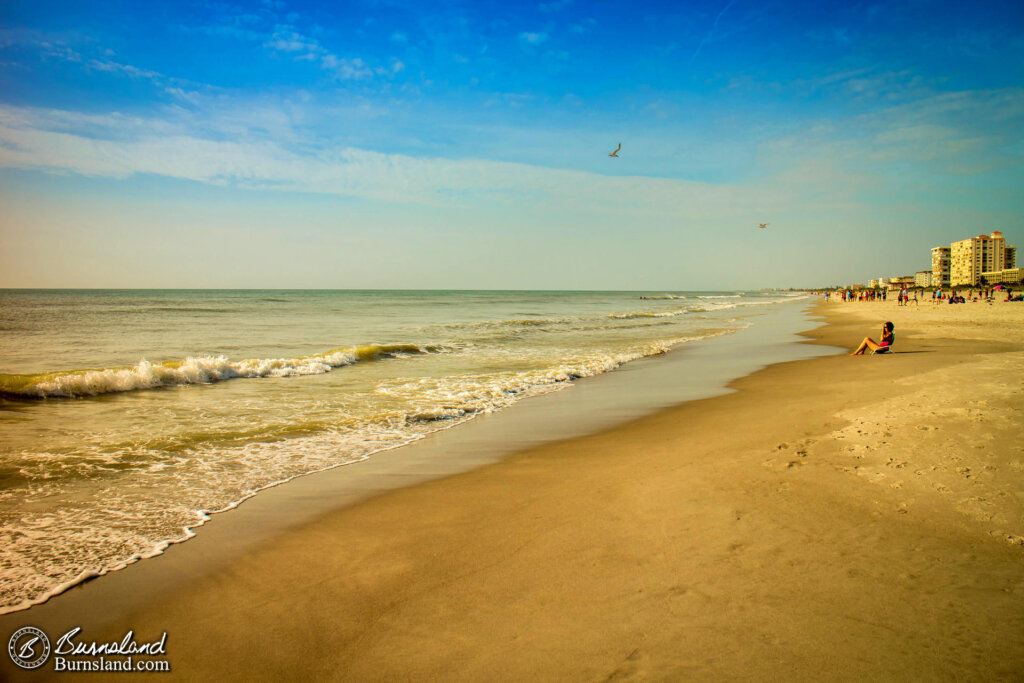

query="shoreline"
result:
[0,299,826,625]
[4,297,1023,679]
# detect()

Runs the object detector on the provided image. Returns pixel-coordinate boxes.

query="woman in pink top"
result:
[850,321,894,355]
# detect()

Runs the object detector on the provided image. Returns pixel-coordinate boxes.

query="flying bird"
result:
[608,143,621,157]
[758,223,769,229]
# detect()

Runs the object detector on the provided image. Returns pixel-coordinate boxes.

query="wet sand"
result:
[6,298,1024,680]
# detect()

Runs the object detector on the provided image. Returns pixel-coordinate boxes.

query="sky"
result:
[1,0,1023,289]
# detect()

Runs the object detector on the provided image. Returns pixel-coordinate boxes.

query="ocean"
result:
[0,289,807,613]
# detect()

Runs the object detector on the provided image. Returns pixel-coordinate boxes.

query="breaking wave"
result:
[0,343,445,399]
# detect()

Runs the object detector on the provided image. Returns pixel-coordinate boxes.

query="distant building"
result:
[950,231,1015,286]
[869,279,879,288]
[981,268,1023,285]
[915,270,932,287]
[886,276,914,291]
[878,278,889,288]
[931,247,951,287]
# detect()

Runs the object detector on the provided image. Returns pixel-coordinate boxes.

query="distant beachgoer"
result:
[850,321,895,356]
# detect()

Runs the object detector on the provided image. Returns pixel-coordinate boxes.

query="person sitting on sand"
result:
[850,321,894,356]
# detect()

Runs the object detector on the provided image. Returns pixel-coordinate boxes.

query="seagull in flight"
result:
[758,223,769,229]
[608,143,621,158]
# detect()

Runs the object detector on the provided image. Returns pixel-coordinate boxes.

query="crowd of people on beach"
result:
[823,285,1020,303]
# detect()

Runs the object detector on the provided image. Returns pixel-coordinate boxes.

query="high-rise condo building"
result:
[949,231,1012,286]
[931,247,950,287]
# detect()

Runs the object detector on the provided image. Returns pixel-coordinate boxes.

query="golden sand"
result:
[6,298,1023,681]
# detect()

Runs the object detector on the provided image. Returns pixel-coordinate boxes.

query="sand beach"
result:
[3,297,1023,681]
[5,1,1023,680]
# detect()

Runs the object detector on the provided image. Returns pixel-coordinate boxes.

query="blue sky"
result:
[1,0,1023,288]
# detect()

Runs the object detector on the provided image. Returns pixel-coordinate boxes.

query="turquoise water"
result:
[0,289,806,613]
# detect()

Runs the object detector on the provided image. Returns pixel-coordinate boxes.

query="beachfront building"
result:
[887,276,915,291]
[950,231,1015,286]
[915,270,932,287]
[869,279,879,288]
[931,247,951,287]
[981,268,1024,285]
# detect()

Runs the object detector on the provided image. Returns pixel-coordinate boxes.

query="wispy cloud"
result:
[690,0,737,65]
[757,88,1024,177]
[264,28,320,54]
[2,35,209,103]
[263,25,402,80]
[320,54,373,79]
[0,103,787,218]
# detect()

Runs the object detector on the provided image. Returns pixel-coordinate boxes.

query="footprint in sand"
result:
[957,496,994,521]
[605,648,646,681]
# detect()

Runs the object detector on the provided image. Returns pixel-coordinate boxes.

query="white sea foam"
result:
[607,309,690,319]
[0,290,805,615]
[2,344,442,399]
[0,331,728,614]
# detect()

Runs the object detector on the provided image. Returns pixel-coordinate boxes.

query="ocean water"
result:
[0,289,805,613]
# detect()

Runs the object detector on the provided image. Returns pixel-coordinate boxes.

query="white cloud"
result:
[40,43,83,62]
[262,26,397,81]
[321,54,373,80]
[264,30,320,53]
[1,82,1019,222]
[0,104,782,218]
[87,58,163,81]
